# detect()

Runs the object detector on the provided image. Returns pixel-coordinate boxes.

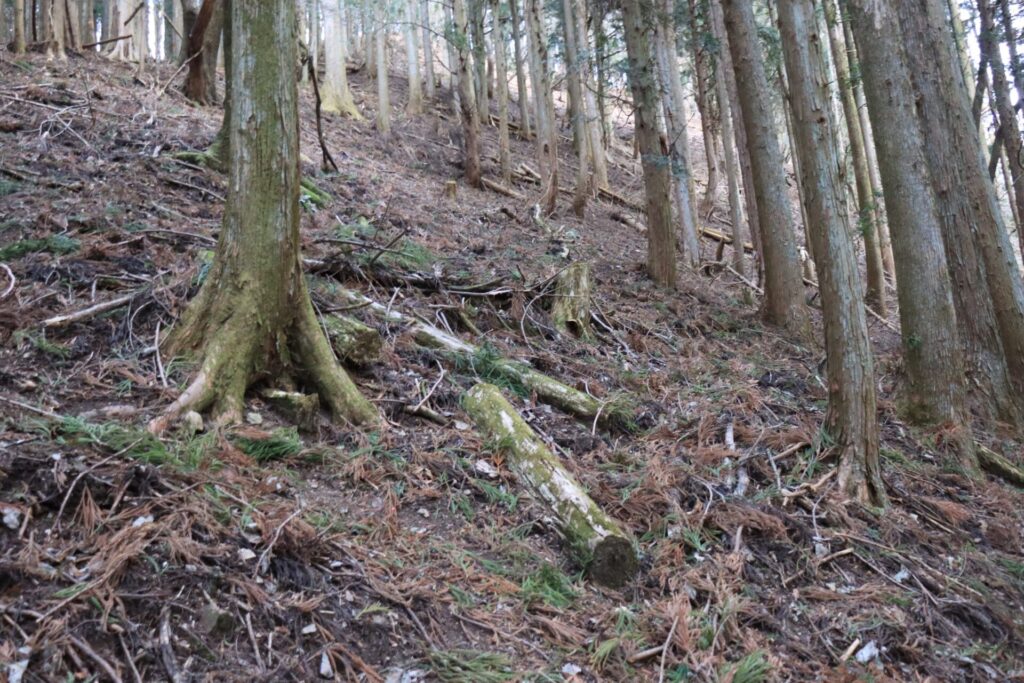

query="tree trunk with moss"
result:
[509,0,532,139]
[13,0,26,53]
[375,2,390,135]
[492,0,512,183]
[463,383,638,587]
[183,0,223,104]
[322,0,362,119]
[846,1,974,461]
[778,0,885,505]
[622,0,676,288]
[551,262,594,340]
[151,0,377,433]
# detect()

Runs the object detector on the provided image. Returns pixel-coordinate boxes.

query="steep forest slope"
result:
[1,53,1023,682]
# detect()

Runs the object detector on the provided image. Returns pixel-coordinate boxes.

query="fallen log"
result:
[481,177,525,200]
[978,445,1024,487]
[550,262,594,340]
[339,289,634,429]
[463,382,639,587]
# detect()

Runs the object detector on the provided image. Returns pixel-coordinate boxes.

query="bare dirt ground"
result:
[1,51,1023,682]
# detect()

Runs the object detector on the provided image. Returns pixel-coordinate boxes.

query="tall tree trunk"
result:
[823,0,886,315]
[899,0,1024,423]
[722,0,810,335]
[321,0,362,119]
[525,0,558,214]
[980,0,1024,257]
[777,0,884,506]
[509,0,531,138]
[840,13,896,280]
[575,0,607,189]
[14,0,26,53]
[690,0,720,216]
[363,0,374,75]
[375,1,390,135]
[470,0,489,122]
[151,0,376,434]
[404,0,423,114]
[493,0,512,183]
[622,0,676,288]
[655,0,701,267]
[420,0,435,99]
[183,0,222,104]
[708,0,746,276]
[309,0,320,80]
[454,0,482,187]
[847,0,974,453]
[950,0,977,102]
[561,0,590,216]
[45,0,65,59]
[998,0,1024,114]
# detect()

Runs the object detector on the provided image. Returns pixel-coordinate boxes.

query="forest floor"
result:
[1,52,1024,683]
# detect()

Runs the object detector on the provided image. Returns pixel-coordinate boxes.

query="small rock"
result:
[384,668,427,683]
[237,548,257,562]
[246,411,263,425]
[131,515,154,528]
[198,604,233,636]
[2,507,21,530]
[417,508,430,518]
[561,663,583,675]
[473,460,498,478]
[182,411,204,434]
[302,623,318,635]
[893,568,911,584]
[855,640,880,664]
[319,652,333,678]
[453,420,470,431]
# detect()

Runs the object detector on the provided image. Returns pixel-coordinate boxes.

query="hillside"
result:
[1,52,1023,683]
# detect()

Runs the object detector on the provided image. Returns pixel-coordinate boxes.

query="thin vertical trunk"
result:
[840,13,896,280]
[509,0,532,138]
[363,0,375,76]
[420,0,435,100]
[322,0,362,119]
[622,0,676,288]
[980,0,1024,256]
[690,0,720,216]
[778,0,884,506]
[14,0,26,53]
[722,0,810,335]
[444,0,460,109]
[183,0,222,104]
[998,0,1024,114]
[470,0,489,122]
[45,0,65,59]
[708,0,746,276]
[950,0,977,101]
[561,0,590,216]
[375,1,390,135]
[493,0,512,183]
[405,0,423,114]
[847,0,973,451]
[575,0,607,189]
[823,0,886,315]
[525,0,558,214]
[454,0,482,186]
[655,0,701,266]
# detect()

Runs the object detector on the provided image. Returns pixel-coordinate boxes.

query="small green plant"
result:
[720,651,772,683]
[590,638,620,670]
[55,417,173,464]
[0,234,80,260]
[472,478,518,512]
[428,649,516,683]
[520,562,577,609]
[230,427,302,463]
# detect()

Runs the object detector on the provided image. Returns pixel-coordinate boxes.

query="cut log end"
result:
[589,536,640,589]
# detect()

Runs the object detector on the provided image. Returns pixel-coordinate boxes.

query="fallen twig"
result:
[0,263,14,300]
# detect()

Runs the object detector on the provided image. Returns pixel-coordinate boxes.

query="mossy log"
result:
[463,383,639,587]
[978,446,1024,487]
[324,315,381,365]
[340,289,633,429]
[551,262,594,340]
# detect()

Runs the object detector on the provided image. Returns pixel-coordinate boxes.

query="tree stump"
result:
[550,262,594,340]
[463,383,639,588]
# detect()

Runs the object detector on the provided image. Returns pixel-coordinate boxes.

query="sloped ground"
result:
[1,52,1023,682]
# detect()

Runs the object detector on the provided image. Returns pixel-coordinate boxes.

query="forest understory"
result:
[1,51,1023,683]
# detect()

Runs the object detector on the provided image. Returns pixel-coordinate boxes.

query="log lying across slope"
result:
[339,289,634,430]
[463,382,639,587]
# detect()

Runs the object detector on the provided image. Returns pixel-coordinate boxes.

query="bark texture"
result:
[622,0,676,288]
[778,0,884,505]
[722,0,809,335]
[151,0,377,433]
